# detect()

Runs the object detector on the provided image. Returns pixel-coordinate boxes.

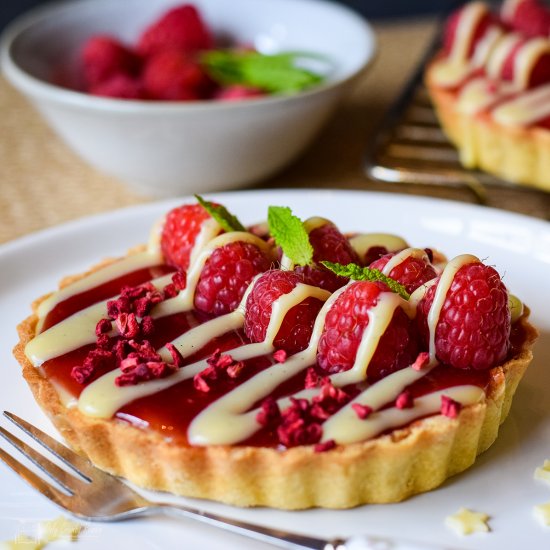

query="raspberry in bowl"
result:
[14,196,537,509]
[0,0,374,196]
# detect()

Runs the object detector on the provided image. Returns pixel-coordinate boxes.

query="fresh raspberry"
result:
[89,74,146,99]
[294,222,360,293]
[137,4,213,57]
[443,4,499,59]
[194,241,271,316]
[216,85,265,101]
[416,262,510,370]
[244,270,324,354]
[317,281,418,382]
[143,50,211,100]
[369,252,437,295]
[82,35,140,88]
[504,0,550,38]
[161,203,216,270]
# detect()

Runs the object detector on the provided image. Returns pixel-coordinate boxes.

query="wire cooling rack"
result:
[363,18,550,208]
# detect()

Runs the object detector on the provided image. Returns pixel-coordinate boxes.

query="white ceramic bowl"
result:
[1,0,375,197]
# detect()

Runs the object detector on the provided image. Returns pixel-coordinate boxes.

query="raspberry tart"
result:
[425,0,550,190]
[14,198,537,509]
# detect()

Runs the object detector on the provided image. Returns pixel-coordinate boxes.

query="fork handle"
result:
[151,503,455,550]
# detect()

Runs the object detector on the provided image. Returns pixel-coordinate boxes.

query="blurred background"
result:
[0,0,447,29]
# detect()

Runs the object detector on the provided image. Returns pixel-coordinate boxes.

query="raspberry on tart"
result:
[425,0,550,190]
[293,218,360,292]
[415,257,510,370]
[14,198,537,509]
[194,239,272,316]
[316,280,418,381]
[369,248,438,295]
[244,270,325,354]
[160,202,220,270]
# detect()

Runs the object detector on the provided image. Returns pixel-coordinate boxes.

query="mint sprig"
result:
[321,261,410,300]
[195,195,246,233]
[268,206,313,266]
[202,50,326,94]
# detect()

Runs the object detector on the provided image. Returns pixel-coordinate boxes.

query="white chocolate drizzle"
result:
[323,385,484,445]
[348,233,408,260]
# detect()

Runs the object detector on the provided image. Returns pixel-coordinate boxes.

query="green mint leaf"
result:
[321,261,410,300]
[202,50,327,94]
[268,206,313,266]
[195,195,246,233]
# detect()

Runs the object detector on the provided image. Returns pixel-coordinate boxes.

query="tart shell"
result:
[13,265,538,509]
[425,61,550,192]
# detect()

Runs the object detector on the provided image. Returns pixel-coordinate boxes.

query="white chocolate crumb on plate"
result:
[38,516,83,544]
[534,459,550,486]
[0,534,43,550]
[533,502,550,526]
[445,507,490,535]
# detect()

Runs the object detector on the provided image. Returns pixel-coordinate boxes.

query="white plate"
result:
[1,189,549,550]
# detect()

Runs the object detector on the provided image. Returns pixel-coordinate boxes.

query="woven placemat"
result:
[0,77,148,244]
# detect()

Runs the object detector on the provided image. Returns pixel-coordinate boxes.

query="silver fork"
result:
[0,411,454,550]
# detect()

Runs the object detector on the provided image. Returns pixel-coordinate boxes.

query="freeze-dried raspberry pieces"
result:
[244,270,324,355]
[71,281,182,385]
[352,403,373,420]
[369,250,437,295]
[256,397,281,428]
[271,379,351,448]
[71,348,115,384]
[193,349,245,392]
[115,341,184,386]
[294,221,360,292]
[441,395,462,418]
[395,390,414,409]
[317,281,418,382]
[194,240,271,316]
[416,260,510,370]
[137,4,213,57]
[277,398,323,447]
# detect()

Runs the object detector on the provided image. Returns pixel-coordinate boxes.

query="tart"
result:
[425,0,550,190]
[14,199,537,509]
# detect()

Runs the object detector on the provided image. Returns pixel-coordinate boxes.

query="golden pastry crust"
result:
[13,261,538,510]
[425,61,550,192]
